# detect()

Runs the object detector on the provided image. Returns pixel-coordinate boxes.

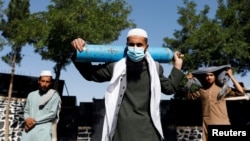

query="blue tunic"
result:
[21,90,61,141]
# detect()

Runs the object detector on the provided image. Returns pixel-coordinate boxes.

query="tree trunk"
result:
[4,51,16,141]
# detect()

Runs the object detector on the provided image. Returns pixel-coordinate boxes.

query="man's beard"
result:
[126,59,144,80]
[204,82,213,89]
[39,87,49,94]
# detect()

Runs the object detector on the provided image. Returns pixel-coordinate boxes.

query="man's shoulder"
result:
[28,90,39,95]
[49,89,60,96]
[26,90,39,99]
[50,89,61,101]
[107,61,116,67]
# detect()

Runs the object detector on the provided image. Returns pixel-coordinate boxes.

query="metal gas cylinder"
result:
[75,45,173,63]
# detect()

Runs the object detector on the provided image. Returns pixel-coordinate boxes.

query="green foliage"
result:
[0,0,30,66]
[27,0,134,89]
[164,0,250,76]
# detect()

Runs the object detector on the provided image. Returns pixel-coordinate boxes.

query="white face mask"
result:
[126,46,145,62]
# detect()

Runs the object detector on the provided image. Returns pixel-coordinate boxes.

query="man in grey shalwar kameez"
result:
[21,70,61,141]
[71,28,184,141]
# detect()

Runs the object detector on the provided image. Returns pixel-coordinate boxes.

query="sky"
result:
[1,0,249,105]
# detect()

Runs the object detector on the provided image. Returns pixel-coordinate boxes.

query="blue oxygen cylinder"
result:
[75,45,174,63]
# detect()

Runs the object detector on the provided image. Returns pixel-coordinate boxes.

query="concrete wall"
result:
[1,96,250,141]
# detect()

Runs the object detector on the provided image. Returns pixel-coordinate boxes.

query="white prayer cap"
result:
[40,70,52,77]
[127,28,148,38]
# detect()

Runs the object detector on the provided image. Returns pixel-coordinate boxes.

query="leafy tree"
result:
[0,0,30,140]
[215,0,250,75]
[164,0,217,72]
[29,0,134,90]
[164,0,250,76]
